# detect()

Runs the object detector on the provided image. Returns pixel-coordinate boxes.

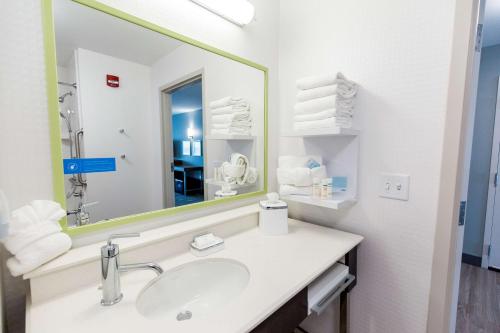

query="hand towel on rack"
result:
[278,156,323,168]
[294,95,354,115]
[6,232,72,277]
[296,84,357,102]
[293,117,352,131]
[210,104,250,115]
[296,72,357,91]
[279,185,313,196]
[293,109,352,122]
[209,96,247,109]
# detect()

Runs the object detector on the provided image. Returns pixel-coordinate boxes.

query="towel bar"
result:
[310,274,356,316]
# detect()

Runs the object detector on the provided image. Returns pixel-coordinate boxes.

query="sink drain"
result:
[176,310,192,321]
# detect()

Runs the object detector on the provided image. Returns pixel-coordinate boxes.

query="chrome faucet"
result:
[100,233,164,306]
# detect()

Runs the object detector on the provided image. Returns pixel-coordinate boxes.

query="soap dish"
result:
[190,237,225,257]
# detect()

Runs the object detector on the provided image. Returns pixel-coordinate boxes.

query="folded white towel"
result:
[296,72,357,91]
[4,200,66,255]
[294,95,354,115]
[212,120,252,129]
[293,109,352,122]
[279,185,313,196]
[212,111,250,124]
[6,232,72,277]
[278,156,323,168]
[277,166,327,186]
[209,96,247,109]
[296,84,357,102]
[211,128,252,135]
[277,167,313,186]
[211,104,249,115]
[293,117,352,131]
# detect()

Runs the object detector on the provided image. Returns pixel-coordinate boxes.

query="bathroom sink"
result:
[136,258,250,320]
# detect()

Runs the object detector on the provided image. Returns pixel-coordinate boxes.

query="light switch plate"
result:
[379,173,410,201]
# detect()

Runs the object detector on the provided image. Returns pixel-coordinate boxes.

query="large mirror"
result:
[49,0,267,229]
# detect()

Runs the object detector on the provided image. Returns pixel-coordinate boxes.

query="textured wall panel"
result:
[278,0,456,332]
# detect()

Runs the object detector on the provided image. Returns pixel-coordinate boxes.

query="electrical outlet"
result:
[379,173,410,201]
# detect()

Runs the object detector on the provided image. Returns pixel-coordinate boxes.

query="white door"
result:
[449,3,484,331]
[484,78,500,269]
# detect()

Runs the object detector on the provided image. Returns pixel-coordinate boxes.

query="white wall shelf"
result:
[206,134,256,140]
[282,127,359,137]
[282,195,356,210]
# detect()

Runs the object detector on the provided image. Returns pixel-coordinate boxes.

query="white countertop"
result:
[26,219,363,333]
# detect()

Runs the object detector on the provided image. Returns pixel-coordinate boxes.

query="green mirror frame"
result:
[41,0,268,236]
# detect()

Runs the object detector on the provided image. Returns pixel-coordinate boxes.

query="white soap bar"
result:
[192,233,223,250]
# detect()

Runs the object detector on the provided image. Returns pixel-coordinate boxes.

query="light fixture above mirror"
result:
[190,0,255,26]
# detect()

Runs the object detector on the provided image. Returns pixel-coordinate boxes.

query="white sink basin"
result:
[136,258,250,320]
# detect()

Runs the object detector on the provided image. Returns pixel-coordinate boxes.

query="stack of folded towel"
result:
[277,156,327,196]
[210,96,252,135]
[293,73,358,131]
[2,200,72,277]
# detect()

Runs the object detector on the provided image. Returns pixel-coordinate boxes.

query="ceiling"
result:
[483,0,500,47]
[171,80,203,115]
[54,0,183,66]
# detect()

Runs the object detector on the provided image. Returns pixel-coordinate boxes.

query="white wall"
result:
[76,48,157,223]
[150,43,265,203]
[279,0,455,332]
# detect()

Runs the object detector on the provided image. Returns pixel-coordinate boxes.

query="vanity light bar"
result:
[190,0,255,26]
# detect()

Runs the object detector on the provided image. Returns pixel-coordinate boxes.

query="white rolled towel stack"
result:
[277,156,327,196]
[293,73,358,131]
[210,96,252,135]
[2,200,72,276]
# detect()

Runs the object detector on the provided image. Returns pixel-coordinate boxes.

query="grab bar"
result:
[75,129,87,185]
[310,274,356,316]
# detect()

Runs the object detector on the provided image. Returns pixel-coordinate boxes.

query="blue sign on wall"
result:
[63,158,116,174]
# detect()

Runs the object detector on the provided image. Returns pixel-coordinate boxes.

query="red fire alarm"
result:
[106,74,119,88]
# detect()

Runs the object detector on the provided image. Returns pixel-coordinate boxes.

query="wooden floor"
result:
[456,263,500,333]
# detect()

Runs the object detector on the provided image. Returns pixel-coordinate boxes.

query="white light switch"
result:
[379,173,410,201]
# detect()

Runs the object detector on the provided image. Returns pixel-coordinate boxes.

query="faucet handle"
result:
[107,233,140,246]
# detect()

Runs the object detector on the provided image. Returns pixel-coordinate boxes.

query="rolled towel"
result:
[293,117,352,131]
[6,232,72,277]
[209,96,247,109]
[296,84,357,102]
[296,72,357,91]
[4,200,66,255]
[279,185,313,196]
[278,155,323,168]
[211,104,249,115]
[231,153,250,184]
[246,167,258,184]
[294,95,354,115]
[293,109,352,123]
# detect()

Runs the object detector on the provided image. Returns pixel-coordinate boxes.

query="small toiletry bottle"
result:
[321,179,329,199]
[313,178,321,198]
[327,178,333,197]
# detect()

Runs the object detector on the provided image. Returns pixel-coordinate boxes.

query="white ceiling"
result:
[483,0,500,47]
[54,0,183,66]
